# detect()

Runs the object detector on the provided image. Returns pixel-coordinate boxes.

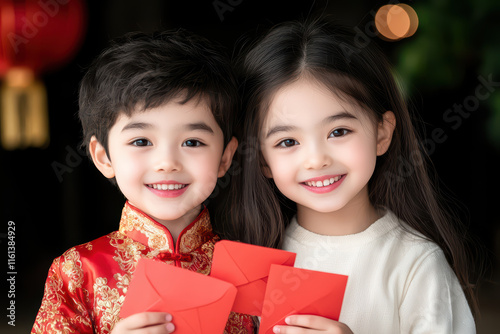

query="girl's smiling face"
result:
[260,77,394,218]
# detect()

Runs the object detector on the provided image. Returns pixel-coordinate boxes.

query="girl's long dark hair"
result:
[215,17,481,316]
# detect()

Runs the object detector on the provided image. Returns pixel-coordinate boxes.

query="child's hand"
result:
[111,312,175,333]
[273,315,353,334]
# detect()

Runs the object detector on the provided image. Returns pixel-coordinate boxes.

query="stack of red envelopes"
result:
[256,264,348,334]
[120,240,348,334]
[209,239,297,316]
[120,258,237,333]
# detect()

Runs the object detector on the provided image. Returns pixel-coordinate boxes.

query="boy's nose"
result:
[154,149,182,173]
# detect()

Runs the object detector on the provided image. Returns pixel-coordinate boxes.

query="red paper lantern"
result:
[0,0,86,149]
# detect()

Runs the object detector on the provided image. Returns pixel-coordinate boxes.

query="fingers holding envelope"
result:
[273,315,353,334]
[112,312,175,334]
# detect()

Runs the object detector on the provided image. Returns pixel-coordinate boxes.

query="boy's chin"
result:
[149,205,203,223]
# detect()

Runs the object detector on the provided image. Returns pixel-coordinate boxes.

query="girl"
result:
[223,18,480,333]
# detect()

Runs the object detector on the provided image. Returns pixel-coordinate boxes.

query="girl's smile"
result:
[300,174,346,193]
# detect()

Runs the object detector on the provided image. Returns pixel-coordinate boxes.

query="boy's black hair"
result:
[78,29,237,157]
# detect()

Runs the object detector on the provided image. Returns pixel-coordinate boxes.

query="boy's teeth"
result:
[150,184,186,190]
[306,176,341,187]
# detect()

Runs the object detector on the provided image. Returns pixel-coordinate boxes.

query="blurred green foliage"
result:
[394,0,500,147]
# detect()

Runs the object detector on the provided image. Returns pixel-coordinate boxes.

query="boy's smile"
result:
[146,181,189,197]
[90,96,236,238]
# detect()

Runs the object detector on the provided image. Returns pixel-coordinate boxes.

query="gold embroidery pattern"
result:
[94,277,124,334]
[183,237,218,273]
[224,312,255,334]
[83,288,90,304]
[70,296,93,329]
[109,231,145,274]
[179,210,213,254]
[62,248,84,293]
[114,273,131,295]
[119,204,171,251]
[32,257,92,333]
[32,258,73,333]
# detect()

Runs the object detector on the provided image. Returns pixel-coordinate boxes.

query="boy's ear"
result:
[89,136,115,179]
[377,111,396,156]
[217,136,238,177]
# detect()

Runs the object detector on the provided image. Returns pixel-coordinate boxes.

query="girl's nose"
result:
[303,143,332,170]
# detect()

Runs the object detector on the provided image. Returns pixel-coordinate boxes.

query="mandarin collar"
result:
[118,201,215,255]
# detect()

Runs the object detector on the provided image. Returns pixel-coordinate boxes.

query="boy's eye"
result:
[131,139,152,146]
[277,139,299,148]
[183,139,205,147]
[329,128,350,138]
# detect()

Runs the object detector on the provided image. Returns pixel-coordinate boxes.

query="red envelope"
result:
[259,264,348,334]
[120,258,237,334]
[210,240,296,316]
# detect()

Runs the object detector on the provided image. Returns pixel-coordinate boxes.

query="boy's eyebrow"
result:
[185,122,215,134]
[120,122,214,134]
[265,111,358,139]
[121,122,153,132]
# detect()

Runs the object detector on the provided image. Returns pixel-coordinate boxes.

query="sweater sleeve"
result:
[398,249,475,334]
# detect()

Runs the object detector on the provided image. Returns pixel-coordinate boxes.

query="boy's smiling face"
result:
[90,96,236,232]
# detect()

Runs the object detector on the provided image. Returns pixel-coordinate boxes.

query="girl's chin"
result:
[297,202,347,214]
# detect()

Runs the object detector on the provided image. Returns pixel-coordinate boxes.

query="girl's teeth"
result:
[306,176,342,187]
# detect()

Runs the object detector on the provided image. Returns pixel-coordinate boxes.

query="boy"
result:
[32,30,254,333]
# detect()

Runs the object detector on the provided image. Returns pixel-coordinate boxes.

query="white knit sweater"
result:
[282,211,475,334]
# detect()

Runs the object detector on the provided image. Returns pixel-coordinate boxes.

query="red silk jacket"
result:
[32,201,254,333]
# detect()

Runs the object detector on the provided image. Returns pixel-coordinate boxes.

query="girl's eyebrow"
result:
[265,125,297,139]
[324,111,358,123]
[265,111,358,139]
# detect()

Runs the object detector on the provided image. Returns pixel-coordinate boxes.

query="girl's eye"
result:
[329,128,350,138]
[131,139,152,146]
[183,139,205,147]
[277,139,299,148]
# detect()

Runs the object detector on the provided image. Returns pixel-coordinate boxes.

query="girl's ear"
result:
[260,156,273,178]
[261,165,273,178]
[377,111,396,156]
[89,136,115,179]
[218,137,238,177]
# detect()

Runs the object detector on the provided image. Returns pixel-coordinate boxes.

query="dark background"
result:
[1,0,499,332]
